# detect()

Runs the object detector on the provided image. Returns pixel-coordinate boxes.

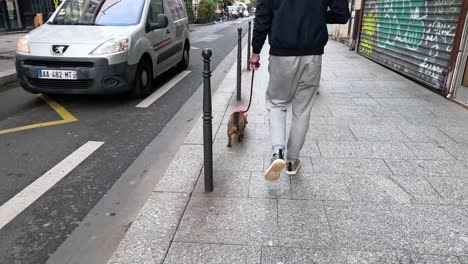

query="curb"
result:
[0,70,17,91]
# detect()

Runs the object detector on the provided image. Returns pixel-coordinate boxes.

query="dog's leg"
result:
[238,133,244,142]
[227,132,233,147]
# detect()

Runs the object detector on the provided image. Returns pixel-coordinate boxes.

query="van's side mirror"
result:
[150,14,168,30]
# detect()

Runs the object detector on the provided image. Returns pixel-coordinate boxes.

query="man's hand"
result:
[250,53,261,70]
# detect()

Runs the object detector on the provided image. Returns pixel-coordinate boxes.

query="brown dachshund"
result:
[227,110,248,147]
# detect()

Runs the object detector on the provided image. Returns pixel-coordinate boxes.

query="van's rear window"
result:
[52,0,146,26]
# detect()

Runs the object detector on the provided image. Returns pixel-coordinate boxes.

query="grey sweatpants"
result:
[266,55,322,161]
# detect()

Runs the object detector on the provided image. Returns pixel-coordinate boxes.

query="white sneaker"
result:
[265,149,285,181]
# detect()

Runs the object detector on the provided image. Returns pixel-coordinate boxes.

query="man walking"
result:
[250,0,350,180]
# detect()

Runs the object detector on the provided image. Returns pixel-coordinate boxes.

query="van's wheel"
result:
[131,58,153,98]
[177,44,190,70]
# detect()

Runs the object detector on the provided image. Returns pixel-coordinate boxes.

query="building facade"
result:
[0,0,61,32]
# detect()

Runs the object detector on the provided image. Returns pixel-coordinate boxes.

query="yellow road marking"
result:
[0,94,78,135]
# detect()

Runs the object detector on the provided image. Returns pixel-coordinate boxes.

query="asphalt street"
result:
[0,18,252,264]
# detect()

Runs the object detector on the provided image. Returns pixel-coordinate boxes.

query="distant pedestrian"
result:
[250,0,350,180]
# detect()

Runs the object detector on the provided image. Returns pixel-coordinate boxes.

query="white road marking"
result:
[191,47,200,50]
[136,71,191,108]
[0,141,104,230]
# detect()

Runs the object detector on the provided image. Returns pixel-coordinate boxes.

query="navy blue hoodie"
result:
[252,0,350,56]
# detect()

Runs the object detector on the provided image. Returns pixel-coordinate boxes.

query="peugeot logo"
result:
[51,45,69,55]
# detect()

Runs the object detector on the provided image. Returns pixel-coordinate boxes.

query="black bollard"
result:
[247,21,252,71]
[202,49,213,193]
[237,27,242,101]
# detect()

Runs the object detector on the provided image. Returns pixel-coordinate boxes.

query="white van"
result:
[15,0,190,97]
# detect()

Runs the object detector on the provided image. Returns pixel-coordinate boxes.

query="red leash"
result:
[237,69,255,117]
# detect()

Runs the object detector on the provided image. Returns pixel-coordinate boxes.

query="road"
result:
[0,18,252,264]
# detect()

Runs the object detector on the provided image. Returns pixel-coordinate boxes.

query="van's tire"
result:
[177,44,190,71]
[131,58,153,98]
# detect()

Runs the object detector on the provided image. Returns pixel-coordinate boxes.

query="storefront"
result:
[357,0,466,93]
[0,0,59,32]
[0,0,23,31]
[450,9,468,106]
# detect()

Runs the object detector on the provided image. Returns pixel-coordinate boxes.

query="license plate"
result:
[38,69,77,80]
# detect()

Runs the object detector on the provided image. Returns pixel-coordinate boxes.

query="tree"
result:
[198,0,216,22]
[185,1,194,23]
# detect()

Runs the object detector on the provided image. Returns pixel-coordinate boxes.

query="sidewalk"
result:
[108,41,468,264]
[0,34,22,86]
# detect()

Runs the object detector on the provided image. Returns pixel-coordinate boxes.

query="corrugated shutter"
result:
[358,0,463,90]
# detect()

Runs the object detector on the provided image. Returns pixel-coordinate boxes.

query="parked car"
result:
[227,6,239,18]
[16,0,190,97]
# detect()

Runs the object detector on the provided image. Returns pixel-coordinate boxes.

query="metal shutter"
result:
[358,0,463,91]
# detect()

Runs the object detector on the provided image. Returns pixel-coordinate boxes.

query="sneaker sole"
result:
[265,159,286,181]
[286,163,301,176]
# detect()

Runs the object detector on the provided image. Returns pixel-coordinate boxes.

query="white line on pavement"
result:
[136,70,191,108]
[0,141,104,230]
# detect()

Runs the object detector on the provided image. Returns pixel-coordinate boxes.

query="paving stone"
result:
[261,247,346,264]
[437,126,468,144]
[349,124,409,142]
[334,71,375,78]
[440,143,468,160]
[351,116,413,126]
[323,91,371,98]
[325,202,412,252]
[405,143,455,160]
[399,254,461,264]
[390,175,442,203]
[397,125,455,144]
[342,250,401,264]
[254,123,269,140]
[298,140,322,157]
[249,171,291,199]
[395,106,438,120]
[214,154,264,171]
[322,116,357,125]
[193,170,250,198]
[278,200,333,248]
[375,98,431,106]
[164,243,261,264]
[306,124,357,141]
[291,173,351,201]
[311,157,393,175]
[346,175,412,204]
[212,92,234,113]
[311,103,333,117]
[174,197,277,246]
[154,145,204,193]
[392,204,468,255]
[366,104,404,117]
[318,141,416,159]
[318,96,361,107]
[385,160,468,177]
[459,256,468,263]
[352,97,380,105]
[427,176,468,201]
[108,192,189,264]
[328,105,376,118]
[214,137,269,157]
